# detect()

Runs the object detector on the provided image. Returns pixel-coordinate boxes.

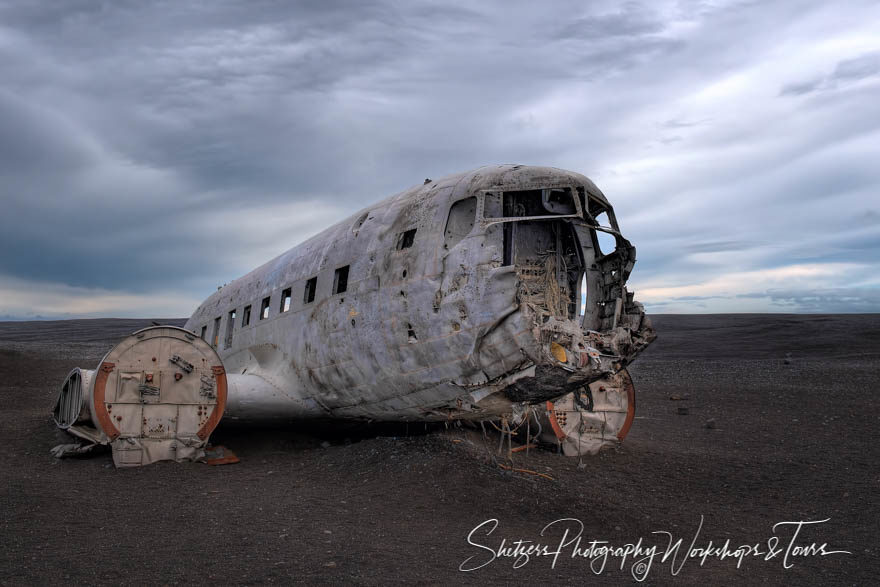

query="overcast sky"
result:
[1,0,878,319]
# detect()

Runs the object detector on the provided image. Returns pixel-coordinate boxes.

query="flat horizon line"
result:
[2,312,880,324]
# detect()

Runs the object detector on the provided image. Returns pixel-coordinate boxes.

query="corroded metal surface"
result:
[52,326,226,466]
[184,165,655,454]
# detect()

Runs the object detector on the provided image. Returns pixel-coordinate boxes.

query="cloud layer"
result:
[1,0,878,318]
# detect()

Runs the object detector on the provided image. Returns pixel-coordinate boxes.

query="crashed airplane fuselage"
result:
[190,166,655,442]
[55,165,655,465]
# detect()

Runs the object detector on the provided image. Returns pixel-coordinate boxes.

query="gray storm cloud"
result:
[0,0,878,318]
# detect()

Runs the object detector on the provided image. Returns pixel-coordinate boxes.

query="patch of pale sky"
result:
[0,276,200,319]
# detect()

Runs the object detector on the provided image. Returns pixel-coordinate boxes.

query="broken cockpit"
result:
[461,182,655,455]
[476,185,647,338]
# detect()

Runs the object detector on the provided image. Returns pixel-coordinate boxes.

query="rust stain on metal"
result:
[198,366,227,440]
[92,362,120,441]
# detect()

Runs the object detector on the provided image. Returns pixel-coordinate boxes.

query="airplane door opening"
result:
[579,272,587,317]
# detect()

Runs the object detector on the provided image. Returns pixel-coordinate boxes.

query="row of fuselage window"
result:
[198,226,420,349]
[200,264,350,349]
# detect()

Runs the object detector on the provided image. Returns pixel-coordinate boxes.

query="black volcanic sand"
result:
[0,315,877,585]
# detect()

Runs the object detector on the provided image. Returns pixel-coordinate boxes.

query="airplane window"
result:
[260,296,270,320]
[211,317,220,348]
[483,189,578,219]
[333,266,349,295]
[397,229,417,250]
[304,277,317,303]
[444,197,476,249]
[242,305,251,326]
[200,325,207,340]
[594,211,616,255]
[541,188,576,214]
[280,288,291,312]
[224,309,235,348]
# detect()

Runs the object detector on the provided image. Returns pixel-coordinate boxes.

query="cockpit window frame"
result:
[476,186,623,236]
[476,186,585,227]
[475,186,628,259]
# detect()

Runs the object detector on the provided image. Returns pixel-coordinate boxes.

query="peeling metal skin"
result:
[185,165,656,453]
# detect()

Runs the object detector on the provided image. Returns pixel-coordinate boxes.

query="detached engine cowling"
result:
[52,326,227,467]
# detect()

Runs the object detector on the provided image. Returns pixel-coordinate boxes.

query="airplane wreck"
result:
[53,165,655,466]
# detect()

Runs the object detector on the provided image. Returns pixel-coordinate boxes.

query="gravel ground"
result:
[0,314,877,585]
